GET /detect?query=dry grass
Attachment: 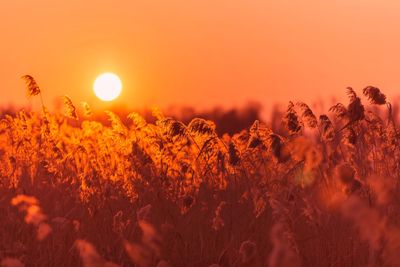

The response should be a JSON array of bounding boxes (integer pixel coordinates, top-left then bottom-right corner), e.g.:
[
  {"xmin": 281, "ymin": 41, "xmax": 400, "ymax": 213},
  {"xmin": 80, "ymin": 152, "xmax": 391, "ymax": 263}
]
[{"xmin": 0, "ymin": 78, "xmax": 400, "ymax": 266}]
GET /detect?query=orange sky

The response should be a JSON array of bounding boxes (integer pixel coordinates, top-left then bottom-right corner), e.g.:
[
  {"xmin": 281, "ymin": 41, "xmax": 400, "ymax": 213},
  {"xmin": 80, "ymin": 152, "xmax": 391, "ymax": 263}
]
[{"xmin": 1, "ymin": 0, "xmax": 400, "ymax": 111}]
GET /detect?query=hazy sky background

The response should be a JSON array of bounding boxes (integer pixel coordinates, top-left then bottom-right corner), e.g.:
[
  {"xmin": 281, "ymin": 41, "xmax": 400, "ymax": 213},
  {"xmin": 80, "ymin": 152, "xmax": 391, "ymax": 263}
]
[{"xmin": 1, "ymin": 0, "xmax": 400, "ymax": 112}]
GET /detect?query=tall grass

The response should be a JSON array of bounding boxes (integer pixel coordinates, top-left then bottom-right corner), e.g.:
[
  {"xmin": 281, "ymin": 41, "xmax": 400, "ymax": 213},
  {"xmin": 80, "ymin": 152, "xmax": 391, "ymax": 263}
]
[{"xmin": 0, "ymin": 76, "xmax": 399, "ymax": 266}]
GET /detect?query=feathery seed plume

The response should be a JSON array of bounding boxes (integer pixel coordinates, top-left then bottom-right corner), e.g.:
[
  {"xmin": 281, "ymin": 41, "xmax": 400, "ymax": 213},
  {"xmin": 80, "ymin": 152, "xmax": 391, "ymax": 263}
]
[
  {"xmin": 363, "ymin": 86, "xmax": 386, "ymax": 105},
  {"xmin": 63, "ymin": 96, "xmax": 78, "ymax": 120},
  {"xmin": 21, "ymin": 75, "xmax": 41, "ymax": 97}
]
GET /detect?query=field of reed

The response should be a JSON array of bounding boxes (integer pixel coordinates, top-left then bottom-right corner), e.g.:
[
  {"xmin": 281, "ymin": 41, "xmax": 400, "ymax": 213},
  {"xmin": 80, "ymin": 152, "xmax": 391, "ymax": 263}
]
[{"xmin": 1, "ymin": 76, "xmax": 400, "ymax": 267}]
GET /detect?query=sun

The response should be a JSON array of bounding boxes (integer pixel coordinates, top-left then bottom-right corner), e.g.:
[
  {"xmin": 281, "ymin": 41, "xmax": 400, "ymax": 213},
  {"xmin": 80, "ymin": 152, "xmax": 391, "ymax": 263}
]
[{"xmin": 93, "ymin": 73, "xmax": 122, "ymax": 102}]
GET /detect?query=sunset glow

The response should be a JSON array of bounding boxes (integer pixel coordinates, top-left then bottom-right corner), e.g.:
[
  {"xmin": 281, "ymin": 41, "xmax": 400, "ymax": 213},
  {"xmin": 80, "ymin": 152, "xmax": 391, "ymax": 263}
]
[
  {"xmin": 93, "ymin": 73, "xmax": 122, "ymax": 102},
  {"xmin": 2, "ymin": 2, "xmax": 400, "ymax": 266}
]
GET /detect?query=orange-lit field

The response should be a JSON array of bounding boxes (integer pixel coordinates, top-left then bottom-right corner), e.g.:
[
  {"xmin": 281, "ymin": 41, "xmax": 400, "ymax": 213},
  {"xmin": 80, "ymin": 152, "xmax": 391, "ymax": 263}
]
[{"xmin": 1, "ymin": 77, "xmax": 400, "ymax": 266}]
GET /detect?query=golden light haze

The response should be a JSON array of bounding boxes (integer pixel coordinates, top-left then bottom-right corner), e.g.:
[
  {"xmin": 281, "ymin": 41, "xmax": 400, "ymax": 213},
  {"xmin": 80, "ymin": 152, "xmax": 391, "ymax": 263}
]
[{"xmin": 1, "ymin": 0, "xmax": 400, "ymax": 110}]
